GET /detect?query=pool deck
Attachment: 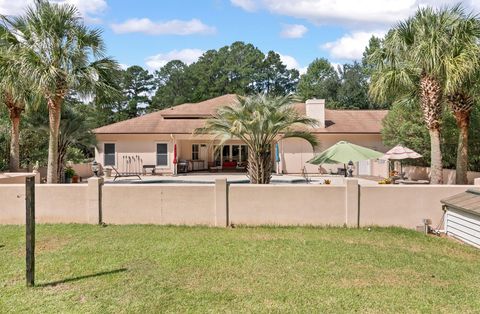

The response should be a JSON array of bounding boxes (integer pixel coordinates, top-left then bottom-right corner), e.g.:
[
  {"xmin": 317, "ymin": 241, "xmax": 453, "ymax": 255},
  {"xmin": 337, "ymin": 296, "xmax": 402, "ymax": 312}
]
[{"xmin": 105, "ymin": 173, "xmax": 380, "ymax": 185}]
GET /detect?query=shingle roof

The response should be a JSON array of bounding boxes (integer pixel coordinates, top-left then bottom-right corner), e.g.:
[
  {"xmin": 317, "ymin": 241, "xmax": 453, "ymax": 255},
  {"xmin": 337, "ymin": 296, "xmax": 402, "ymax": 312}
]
[
  {"xmin": 159, "ymin": 94, "xmax": 239, "ymax": 117},
  {"xmin": 93, "ymin": 94, "xmax": 388, "ymax": 134},
  {"xmin": 441, "ymin": 189, "xmax": 480, "ymax": 217}
]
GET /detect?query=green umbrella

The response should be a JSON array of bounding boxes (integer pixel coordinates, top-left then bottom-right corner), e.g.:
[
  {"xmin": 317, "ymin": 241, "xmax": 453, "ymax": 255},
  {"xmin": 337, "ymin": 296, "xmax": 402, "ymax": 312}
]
[{"xmin": 308, "ymin": 141, "xmax": 384, "ymax": 165}]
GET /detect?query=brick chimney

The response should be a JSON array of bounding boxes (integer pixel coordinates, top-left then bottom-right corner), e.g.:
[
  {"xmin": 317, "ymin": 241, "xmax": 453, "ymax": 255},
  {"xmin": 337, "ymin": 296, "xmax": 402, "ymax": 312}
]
[{"xmin": 306, "ymin": 99, "xmax": 325, "ymax": 128}]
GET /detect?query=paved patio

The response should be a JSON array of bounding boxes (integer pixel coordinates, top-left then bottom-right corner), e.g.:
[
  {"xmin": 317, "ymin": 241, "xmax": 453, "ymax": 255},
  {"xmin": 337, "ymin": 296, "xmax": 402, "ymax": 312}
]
[{"xmin": 105, "ymin": 173, "xmax": 379, "ymax": 185}]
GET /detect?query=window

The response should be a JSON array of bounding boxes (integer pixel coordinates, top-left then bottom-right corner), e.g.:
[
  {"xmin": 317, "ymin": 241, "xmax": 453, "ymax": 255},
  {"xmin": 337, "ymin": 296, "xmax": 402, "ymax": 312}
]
[
  {"xmin": 222, "ymin": 145, "xmax": 230, "ymax": 161},
  {"xmin": 104, "ymin": 143, "xmax": 115, "ymax": 166},
  {"xmin": 192, "ymin": 144, "xmax": 199, "ymax": 160},
  {"xmin": 240, "ymin": 145, "xmax": 248, "ymax": 162},
  {"xmin": 156, "ymin": 143, "xmax": 168, "ymax": 166},
  {"xmin": 213, "ymin": 145, "xmax": 221, "ymax": 166},
  {"xmin": 232, "ymin": 145, "xmax": 240, "ymax": 161}
]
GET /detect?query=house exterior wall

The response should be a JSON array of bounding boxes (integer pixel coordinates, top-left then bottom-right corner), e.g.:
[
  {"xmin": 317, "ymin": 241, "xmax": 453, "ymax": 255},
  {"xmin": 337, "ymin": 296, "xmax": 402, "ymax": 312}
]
[
  {"xmin": 95, "ymin": 134, "xmax": 175, "ymax": 174},
  {"xmin": 95, "ymin": 133, "xmax": 388, "ymax": 176}
]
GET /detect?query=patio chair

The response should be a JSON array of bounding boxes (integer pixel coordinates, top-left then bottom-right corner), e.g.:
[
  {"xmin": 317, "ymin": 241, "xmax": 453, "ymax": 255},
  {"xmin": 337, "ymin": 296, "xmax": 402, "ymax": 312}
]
[
  {"xmin": 302, "ymin": 166, "xmax": 312, "ymax": 184},
  {"xmin": 111, "ymin": 166, "xmax": 142, "ymax": 181}
]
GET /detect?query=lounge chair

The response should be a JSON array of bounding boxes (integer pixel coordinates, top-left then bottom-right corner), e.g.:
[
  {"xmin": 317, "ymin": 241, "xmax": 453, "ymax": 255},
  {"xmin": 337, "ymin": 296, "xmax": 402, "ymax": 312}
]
[{"xmin": 111, "ymin": 166, "xmax": 142, "ymax": 181}]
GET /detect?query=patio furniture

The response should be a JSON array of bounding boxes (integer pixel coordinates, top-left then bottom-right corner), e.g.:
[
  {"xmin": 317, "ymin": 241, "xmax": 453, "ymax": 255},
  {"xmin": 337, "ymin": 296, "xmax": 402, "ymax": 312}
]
[
  {"xmin": 222, "ymin": 161, "xmax": 237, "ymax": 170},
  {"xmin": 189, "ymin": 160, "xmax": 206, "ymax": 171},
  {"xmin": 396, "ymin": 179, "xmax": 429, "ymax": 184},
  {"xmin": 208, "ymin": 162, "xmax": 222, "ymax": 172},
  {"xmin": 178, "ymin": 160, "xmax": 189, "ymax": 173},
  {"xmin": 142, "ymin": 165, "xmax": 156, "ymax": 175},
  {"xmin": 111, "ymin": 166, "xmax": 142, "ymax": 181},
  {"xmin": 236, "ymin": 161, "xmax": 247, "ymax": 170}
]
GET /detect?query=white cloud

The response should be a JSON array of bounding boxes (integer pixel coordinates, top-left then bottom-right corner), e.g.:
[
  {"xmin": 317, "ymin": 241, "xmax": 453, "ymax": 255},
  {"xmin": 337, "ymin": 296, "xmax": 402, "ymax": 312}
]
[
  {"xmin": 322, "ymin": 31, "xmax": 385, "ymax": 60},
  {"xmin": 280, "ymin": 24, "xmax": 308, "ymax": 38},
  {"xmin": 111, "ymin": 18, "xmax": 216, "ymax": 35},
  {"xmin": 232, "ymin": 0, "xmax": 480, "ymax": 27},
  {"xmin": 230, "ymin": 0, "xmax": 257, "ymax": 12},
  {"xmin": 145, "ymin": 49, "xmax": 204, "ymax": 71},
  {"xmin": 0, "ymin": 0, "xmax": 106, "ymax": 22},
  {"xmin": 263, "ymin": 0, "xmax": 413, "ymax": 27},
  {"xmin": 278, "ymin": 53, "xmax": 307, "ymax": 74}
]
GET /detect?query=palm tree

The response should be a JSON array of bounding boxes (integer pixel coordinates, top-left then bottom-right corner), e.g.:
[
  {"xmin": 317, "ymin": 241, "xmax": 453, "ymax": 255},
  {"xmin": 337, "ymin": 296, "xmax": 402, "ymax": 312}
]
[
  {"xmin": 25, "ymin": 102, "xmax": 95, "ymax": 182},
  {"xmin": 0, "ymin": 90, "xmax": 24, "ymax": 172},
  {"xmin": 1, "ymin": 0, "xmax": 119, "ymax": 182},
  {"xmin": 369, "ymin": 5, "xmax": 478, "ymax": 184},
  {"xmin": 196, "ymin": 94, "xmax": 318, "ymax": 184},
  {"xmin": 445, "ymin": 13, "xmax": 480, "ymax": 184},
  {"xmin": 447, "ymin": 75, "xmax": 480, "ymax": 184},
  {"xmin": 0, "ymin": 30, "xmax": 35, "ymax": 172}
]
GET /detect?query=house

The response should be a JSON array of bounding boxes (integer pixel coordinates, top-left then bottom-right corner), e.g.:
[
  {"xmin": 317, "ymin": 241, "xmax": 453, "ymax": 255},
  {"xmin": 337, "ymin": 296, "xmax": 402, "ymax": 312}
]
[{"xmin": 93, "ymin": 94, "xmax": 389, "ymax": 176}]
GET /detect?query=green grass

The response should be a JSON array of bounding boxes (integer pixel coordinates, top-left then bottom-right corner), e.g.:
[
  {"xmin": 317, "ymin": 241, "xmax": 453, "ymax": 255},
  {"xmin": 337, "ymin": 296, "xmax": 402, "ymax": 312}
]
[{"xmin": 1, "ymin": 225, "xmax": 480, "ymax": 313}]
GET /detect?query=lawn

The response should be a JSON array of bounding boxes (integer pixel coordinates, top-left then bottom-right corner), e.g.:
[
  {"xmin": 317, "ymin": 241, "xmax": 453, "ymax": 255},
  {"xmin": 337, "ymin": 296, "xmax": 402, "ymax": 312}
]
[{"xmin": 1, "ymin": 225, "xmax": 479, "ymax": 313}]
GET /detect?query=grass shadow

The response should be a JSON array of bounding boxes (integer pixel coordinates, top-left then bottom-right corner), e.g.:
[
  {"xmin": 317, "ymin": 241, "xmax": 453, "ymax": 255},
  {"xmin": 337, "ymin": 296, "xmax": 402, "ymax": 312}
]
[
  {"xmin": 0, "ymin": 244, "xmax": 4, "ymax": 249},
  {"xmin": 37, "ymin": 268, "xmax": 127, "ymax": 287}
]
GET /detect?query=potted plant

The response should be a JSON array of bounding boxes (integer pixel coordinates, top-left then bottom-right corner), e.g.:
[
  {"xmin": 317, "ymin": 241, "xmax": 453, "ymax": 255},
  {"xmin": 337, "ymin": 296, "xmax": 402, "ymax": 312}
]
[{"xmin": 64, "ymin": 167, "xmax": 75, "ymax": 183}]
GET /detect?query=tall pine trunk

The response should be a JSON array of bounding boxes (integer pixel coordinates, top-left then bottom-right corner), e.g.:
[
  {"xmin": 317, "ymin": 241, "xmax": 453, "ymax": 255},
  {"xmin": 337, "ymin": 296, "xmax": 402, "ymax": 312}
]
[
  {"xmin": 420, "ymin": 74, "xmax": 443, "ymax": 184},
  {"xmin": 47, "ymin": 98, "xmax": 62, "ymax": 183},
  {"xmin": 454, "ymin": 110, "xmax": 470, "ymax": 185},
  {"xmin": 7, "ymin": 105, "xmax": 22, "ymax": 172}
]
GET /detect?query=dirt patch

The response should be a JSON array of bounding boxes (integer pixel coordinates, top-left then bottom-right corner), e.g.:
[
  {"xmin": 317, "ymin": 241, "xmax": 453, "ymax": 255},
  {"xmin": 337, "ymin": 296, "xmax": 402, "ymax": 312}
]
[
  {"xmin": 14, "ymin": 236, "xmax": 71, "ymax": 258},
  {"xmin": 37, "ymin": 236, "xmax": 71, "ymax": 253}
]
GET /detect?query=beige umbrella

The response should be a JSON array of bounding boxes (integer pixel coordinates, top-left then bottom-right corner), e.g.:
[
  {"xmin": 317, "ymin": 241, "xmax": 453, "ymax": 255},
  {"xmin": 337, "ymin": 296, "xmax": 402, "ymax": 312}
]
[
  {"xmin": 381, "ymin": 145, "xmax": 422, "ymax": 160},
  {"xmin": 381, "ymin": 145, "xmax": 422, "ymax": 175}
]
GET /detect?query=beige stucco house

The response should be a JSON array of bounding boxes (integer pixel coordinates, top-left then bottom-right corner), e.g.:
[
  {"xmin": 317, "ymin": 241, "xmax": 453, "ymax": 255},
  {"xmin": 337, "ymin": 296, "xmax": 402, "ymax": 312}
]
[{"xmin": 93, "ymin": 94, "xmax": 389, "ymax": 177}]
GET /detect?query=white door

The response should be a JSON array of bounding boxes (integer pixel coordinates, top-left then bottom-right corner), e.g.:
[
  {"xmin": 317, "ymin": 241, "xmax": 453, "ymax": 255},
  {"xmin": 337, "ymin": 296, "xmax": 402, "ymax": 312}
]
[
  {"xmin": 199, "ymin": 144, "xmax": 208, "ymax": 169},
  {"xmin": 358, "ymin": 160, "xmax": 371, "ymax": 176}
]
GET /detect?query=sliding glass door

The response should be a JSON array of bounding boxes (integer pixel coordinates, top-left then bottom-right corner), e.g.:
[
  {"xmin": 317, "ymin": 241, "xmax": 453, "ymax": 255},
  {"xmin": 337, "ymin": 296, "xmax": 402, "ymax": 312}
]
[{"xmin": 215, "ymin": 144, "xmax": 248, "ymax": 163}]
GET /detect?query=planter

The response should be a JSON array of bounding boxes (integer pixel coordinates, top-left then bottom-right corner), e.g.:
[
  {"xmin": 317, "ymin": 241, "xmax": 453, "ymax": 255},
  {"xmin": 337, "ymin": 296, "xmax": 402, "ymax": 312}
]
[
  {"xmin": 72, "ymin": 175, "xmax": 79, "ymax": 183},
  {"xmin": 105, "ymin": 168, "xmax": 112, "ymax": 178},
  {"xmin": 65, "ymin": 176, "xmax": 72, "ymax": 183}
]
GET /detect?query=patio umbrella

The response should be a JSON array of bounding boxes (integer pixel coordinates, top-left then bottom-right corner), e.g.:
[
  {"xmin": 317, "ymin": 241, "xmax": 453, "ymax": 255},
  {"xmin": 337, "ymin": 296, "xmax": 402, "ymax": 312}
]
[
  {"xmin": 380, "ymin": 144, "xmax": 422, "ymax": 175},
  {"xmin": 275, "ymin": 143, "xmax": 280, "ymax": 163},
  {"xmin": 308, "ymin": 141, "xmax": 384, "ymax": 165},
  {"xmin": 380, "ymin": 144, "xmax": 422, "ymax": 160},
  {"xmin": 275, "ymin": 143, "xmax": 281, "ymax": 174},
  {"xmin": 173, "ymin": 144, "xmax": 177, "ymax": 164},
  {"xmin": 173, "ymin": 144, "xmax": 177, "ymax": 176}
]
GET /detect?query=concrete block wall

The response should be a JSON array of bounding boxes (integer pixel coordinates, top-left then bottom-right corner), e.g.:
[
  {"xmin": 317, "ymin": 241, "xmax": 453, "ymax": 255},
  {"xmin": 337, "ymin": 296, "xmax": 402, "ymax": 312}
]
[
  {"xmin": 228, "ymin": 184, "xmax": 346, "ymax": 226},
  {"xmin": 0, "ymin": 177, "xmax": 477, "ymax": 228}
]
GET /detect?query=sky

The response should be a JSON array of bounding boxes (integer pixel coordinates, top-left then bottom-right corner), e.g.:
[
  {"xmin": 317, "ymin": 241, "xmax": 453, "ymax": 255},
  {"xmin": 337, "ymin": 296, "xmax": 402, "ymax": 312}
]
[{"xmin": 1, "ymin": 0, "xmax": 480, "ymax": 74}]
